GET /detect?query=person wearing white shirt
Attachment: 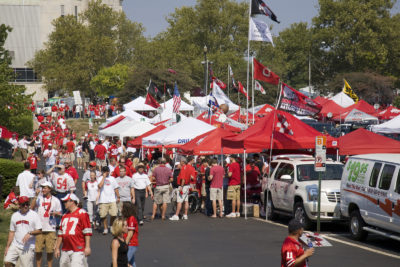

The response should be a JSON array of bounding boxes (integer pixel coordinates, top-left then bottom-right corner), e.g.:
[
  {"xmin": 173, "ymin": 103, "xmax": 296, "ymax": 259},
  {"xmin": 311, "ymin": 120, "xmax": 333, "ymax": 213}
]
[
  {"xmin": 86, "ymin": 171, "xmax": 100, "ymax": 227},
  {"xmin": 17, "ymin": 136, "xmax": 29, "ymax": 160},
  {"xmin": 132, "ymin": 164, "xmax": 153, "ymax": 225},
  {"xmin": 43, "ymin": 144, "xmax": 58, "ymax": 171},
  {"xmin": 31, "ymin": 181, "xmax": 62, "ymax": 267},
  {"xmin": 82, "ymin": 162, "xmax": 101, "ymax": 197},
  {"xmin": 16, "ymin": 162, "xmax": 36, "ymax": 198},
  {"xmin": 4, "ymin": 196, "xmax": 42, "ymax": 267},
  {"xmin": 98, "ymin": 166, "xmax": 120, "ymax": 235},
  {"xmin": 9, "ymin": 134, "xmax": 18, "ymax": 158}
]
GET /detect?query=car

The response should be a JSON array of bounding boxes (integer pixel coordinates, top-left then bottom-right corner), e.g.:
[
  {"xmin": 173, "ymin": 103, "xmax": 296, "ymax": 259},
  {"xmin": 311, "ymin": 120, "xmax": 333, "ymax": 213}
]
[
  {"xmin": 340, "ymin": 154, "xmax": 400, "ymax": 241},
  {"xmin": 0, "ymin": 138, "xmax": 13, "ymax": 159},
  {"xmin": 260, "ymin": 156, "xmax": 344, "ymax": 229}
]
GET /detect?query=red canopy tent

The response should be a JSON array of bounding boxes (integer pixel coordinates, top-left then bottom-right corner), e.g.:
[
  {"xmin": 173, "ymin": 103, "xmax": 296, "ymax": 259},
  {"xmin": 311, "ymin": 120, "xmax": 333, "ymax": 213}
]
[
  {"xmin": 314, "ymin": 96, "xmax": 330, "ymax": 105},
  {"xmin": 103, "ymin": 115, "xmax": 126, "ymax": 129},
  {"xmin": 222, "ymin": 110, "xmax": 337, "ymax": 152},
  {"xmin": 196, "ymin": 112, "xmax": 242, "ymax": 132},
  {"xmin": 228, "ymin": 110, "xmax": 254, "ymax": 123},
  {"xmin": 127, "ymin": 125, "xmax": 166, "ymax": 148},
  {"xmin": 344, "ymin": 100, "xmax": 376, "ymax": 115},
  {"xmin": 375, "ymin": 106, "xmax": 400, "ymax": 120},
  {"xmin": 318, "ymin": 99, "xmax": 347, "ymax": 119},
  {"xmin": 178, "ymin": 128, "xmax": 243, "ymax": 155},
  {"xmin": 338, "ymin": 128, "xmax": 400, "ymax": 155},
  {"xmin": 255, "ymin": 103, "xmax": 275, "ymax": 116}
]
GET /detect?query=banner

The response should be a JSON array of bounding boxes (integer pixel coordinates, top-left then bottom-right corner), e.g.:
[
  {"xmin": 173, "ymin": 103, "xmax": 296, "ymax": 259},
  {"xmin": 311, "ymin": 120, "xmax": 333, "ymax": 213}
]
[
  {"xmin": 73, "ymin": 91, "xmax": 82, "ymax": 105},
  {"xmin": 249, "ymin": 17, "xmax": 274, "ymax": 45},
  {"xmin": 278, "ymin": 83, "xmax": 321, "ymax": 116}
]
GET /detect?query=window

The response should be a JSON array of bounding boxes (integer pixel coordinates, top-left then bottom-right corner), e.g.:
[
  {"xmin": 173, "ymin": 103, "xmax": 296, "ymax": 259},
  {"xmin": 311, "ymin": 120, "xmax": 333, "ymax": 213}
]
[
  {"xmin": 12, "ymin": 68, "xmax": 41, "ymax": 82},
  {"xmin": 395, "ymin": 169, "xmax": 400, "ymax": 193},
  {"xmin": 297, "ymin": 164, "xmax": 343, "ymax": 181},
  {"xmin": 369, "ymin": 163, "xmax": 382, "ymax": 187},
  {"xmin": 269, "ymin": 162, "xmax": 279, "ymax": 176},
  {"xmin": 61, "ymin": 5, "xmax": 65, "ymax": 17},
  {"xmin": 275, "ymin": 163, "xmax": 294, "ymax": 180},
  {"xmin": 378, "ymin": 164, "xmax": 395, "ymax": 190}
]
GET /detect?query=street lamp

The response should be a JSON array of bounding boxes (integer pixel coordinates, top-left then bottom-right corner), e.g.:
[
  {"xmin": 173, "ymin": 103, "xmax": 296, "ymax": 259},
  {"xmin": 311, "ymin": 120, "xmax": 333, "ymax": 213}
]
[{"xmin": 202, "ymin": 45, "xmax": 208, "ymax": 95}]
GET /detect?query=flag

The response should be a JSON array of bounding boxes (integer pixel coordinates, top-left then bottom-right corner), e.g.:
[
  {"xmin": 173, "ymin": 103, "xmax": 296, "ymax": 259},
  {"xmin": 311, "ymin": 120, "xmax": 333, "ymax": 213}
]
[
  {"xmin": 207, "ymin": 92, "xmax": 219, "ymax": 118},
  {"xmin": 237, "ymin": 81, "xmax": 250, "ymax": 100},
  {"xmin": 342, "ymin": 79, "xmax": 359, "ymax": 103},
  {"xmin": 148, "ymin": 80, "xmax": 163, "ymax": 99},
  {"xmin": 278, "ymin": 83, "xmax": 321, "ymax": 116},
  {"xmin": 276, "ymin": 113, "xmax": 293, "ymax": 135},
  {"xmin": 251, "ymin": 0, "xmax": 280, "ymax": 23},
  {"xmin": 229, "ymin": 65, "xmax": 237, "ymax": 88},
  {"xmin": 213, "ymin": 78, "xmax": 227, "ymax": 89},
  {"xmin": 255, "ymin": 80, "xmax": 266, "ymax": 94},
  {"xmin": 167, "ymin": 68, "xmax": 177, "ymax": 74},
  {"xmin": 173, "ymin": 82, "xmax": 181, "ymax": 113},
  {"xmin": 249, "ymin": 17, "xmax": 274, "ymax": 45},
  {"xmin": 253, "ymin": 58, "xmax": 280, "ymax": 85},
  {"xmin": 145, "ymin": 93, "xmax": 160, "ymax": 109}
]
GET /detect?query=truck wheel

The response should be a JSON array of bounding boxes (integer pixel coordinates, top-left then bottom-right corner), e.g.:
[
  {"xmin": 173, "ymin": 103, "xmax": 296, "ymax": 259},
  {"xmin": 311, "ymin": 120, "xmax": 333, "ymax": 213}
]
[
  {"xmin": 349, "ymin": 210, "xmax": 368, "ymax": 241},
  {"xmin": 294, "ymin": 202, "xmax": 312, "ymax": 230},
  {"xmin": 265, "ymin": 193, "xmax": 278, "ymax": 220}
]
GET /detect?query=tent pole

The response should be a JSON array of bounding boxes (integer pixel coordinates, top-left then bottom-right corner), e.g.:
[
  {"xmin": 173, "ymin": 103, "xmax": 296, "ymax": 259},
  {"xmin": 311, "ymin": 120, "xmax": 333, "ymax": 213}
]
[
  {"xmin": 244, "ymin": 149, "xmax": 247, "ymax": 220},
  {"xmin": 245, "ymin": 0, "xmax": 251, "ymax": 129},
  {"xmin": 336, "ymin": 148, "xmax": 339, "ymax": 162},
  {"xmin": 227, "ymin": 64, "xmax": 230, "ymax": 99},
  {"xmin": 252, "ymin": 56, "xmax": 255, "ymax": 123}
]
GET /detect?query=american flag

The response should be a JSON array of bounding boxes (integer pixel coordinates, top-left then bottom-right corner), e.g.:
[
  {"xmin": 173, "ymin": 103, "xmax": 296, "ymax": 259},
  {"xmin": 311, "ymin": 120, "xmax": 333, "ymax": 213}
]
[{"xmin": 173, "ymin": 82, "xmax": 181, "ymax": 113}]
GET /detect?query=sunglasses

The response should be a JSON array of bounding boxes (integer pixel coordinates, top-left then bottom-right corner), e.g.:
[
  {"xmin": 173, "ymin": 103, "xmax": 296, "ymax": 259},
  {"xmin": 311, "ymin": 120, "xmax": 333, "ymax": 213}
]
[{"xmin": 20, "ymin": 203, "xmax": 30, "ymax": 207}]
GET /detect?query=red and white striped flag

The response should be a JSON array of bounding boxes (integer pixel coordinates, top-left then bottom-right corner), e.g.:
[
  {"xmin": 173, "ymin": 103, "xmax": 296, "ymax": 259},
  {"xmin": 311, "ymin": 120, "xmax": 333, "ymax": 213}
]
[{"xmin": 173, "ymin": 82, "xmax": 181, "ymax": 113}]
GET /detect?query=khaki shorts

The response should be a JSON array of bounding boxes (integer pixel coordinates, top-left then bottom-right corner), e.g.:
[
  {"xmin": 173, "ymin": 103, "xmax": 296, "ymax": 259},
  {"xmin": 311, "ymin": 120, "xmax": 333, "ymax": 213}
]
[
  {"xmin": 99, "ymin": 202, "xmax": 118, "ymax": 218},
  {"xmin": 154, "ymin": 185, "xmax": 170, "ymax": 205},
  {"xmin": 210, "ymin": 188, "xmax": 223, "ymax": 201},
  {"xmin": 83, "ymin": 152, "xmax": 89, "ymax": 163},
  {"xmin": 68, "ymin": 153, "xmax": 75, "ymax": 162},
  {"xmin": 35, "ymin": 231, "xmax": 57, "ymax": 253},
  {"xmin": 96, "ymin": 159, "xmax": 106, "ymax": 168},
  {"xmin": 226, "ymin": 185, "xmax": 241, "ymax": 201},
  {"xmin": 176, "ymin": 185, "xmax": 190, "ymax": 203},
  {"xmin": 4, "ymin": 243, "xmax": 35, "ymax": 266},
  {"xmin": 60, "ymin": 250, "xmax": 87, "ymax": 267}
]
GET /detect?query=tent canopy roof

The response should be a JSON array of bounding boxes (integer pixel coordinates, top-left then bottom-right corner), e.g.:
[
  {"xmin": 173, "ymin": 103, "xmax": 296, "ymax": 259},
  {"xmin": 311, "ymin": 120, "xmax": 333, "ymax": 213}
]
[
  {"xmin": 329, "ymin": 92, "xmax": 354, "ymax": 108},
  {"xmin": 371, "ymin": 115, "xmax": 400, "ymax": 134},
  {"xmin": 123, "ymin": 96, "xmax": 157, "ymax": 111}
]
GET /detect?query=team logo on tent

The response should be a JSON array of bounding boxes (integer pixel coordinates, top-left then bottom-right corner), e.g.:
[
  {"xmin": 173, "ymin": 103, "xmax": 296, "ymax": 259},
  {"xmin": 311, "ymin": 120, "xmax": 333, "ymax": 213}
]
[{"xmin": 276, "ymin": 114, "xmax": 293, "ymax": 135}]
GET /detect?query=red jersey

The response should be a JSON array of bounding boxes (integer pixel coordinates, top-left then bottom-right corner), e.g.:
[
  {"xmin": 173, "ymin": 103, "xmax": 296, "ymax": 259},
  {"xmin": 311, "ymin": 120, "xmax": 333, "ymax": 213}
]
[
  {"xmin": 4, "ymin": 192, "xmax": 17, "ymax": 209},
  {"xmin": 51, "ymin": 106, "xmax": 58, "ymax": 112},
  {"xmin": 59, "ymin": 208, "xmax": 92, "ymax": 252},
  {"xmin": 177, "ymin": 164, "xmax": 193, "ymax": 186},
  {"xmin": 108, "ymin": 144, "xmax": 118, "ymax": 159},
  {"xmin": 37, "ymin": 115, "xmax": 44, "ymax": 123},
  {"xmin": 228, "ymin": 162, "xmax": 241, "ymax": 186},
  {"xmin": 66, "ymin": 166, "xmax": 79, "ymax": 181},
  {"xmin": 124, "ymin": 216, "xmax": 139, "ymax": 247},
  {"xmin": 94, "ymin": 144, "xmax": 107, "ymax": 160},
  {"xmin": 281, "ymin": 237, "xmax": 307, "ymax": 267},
  {"xmin": 66, "ymin": 141, "xmax": 75, "ymax": 153},
  {"xmin": 112, "ymin": 165, "xmax": 132, "ymax": 178},
  {"xmin": 27, "ymin": 156, "xmax": 38, "ymax": 169},
  {"xmin": 246, "ymin": 164, "xmax": 260, "ymax": 185}
]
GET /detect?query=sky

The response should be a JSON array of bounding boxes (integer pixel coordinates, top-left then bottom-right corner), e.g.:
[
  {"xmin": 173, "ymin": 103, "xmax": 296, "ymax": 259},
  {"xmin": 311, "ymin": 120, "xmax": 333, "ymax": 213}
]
[{"xmin": 122, "ymin": 0, "xmax": 321, "ymax": 38}]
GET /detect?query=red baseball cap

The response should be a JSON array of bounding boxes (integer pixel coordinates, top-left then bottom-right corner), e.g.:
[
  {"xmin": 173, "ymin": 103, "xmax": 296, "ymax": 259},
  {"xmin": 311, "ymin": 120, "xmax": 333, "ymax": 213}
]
[
  {"xmin": 89, "ymin": 161, "xmax": 96, "ymax": 167},
  {"xmin": 18, "ymin": 196, "xmax": 30, "ymax": 204}
]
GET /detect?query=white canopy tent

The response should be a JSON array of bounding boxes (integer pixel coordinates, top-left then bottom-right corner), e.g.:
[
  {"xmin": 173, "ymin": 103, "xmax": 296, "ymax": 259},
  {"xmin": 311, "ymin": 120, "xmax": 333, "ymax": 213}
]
[
  {"xmin": 160, "ymin": 98, "xmax": 194, "ymax": 111},
  {"xmin": 344, "ymin": 109, "xmax": 378, "ymax": 123},
  {"xmin": 148, "ymin": 109, "xmax": 188, "ymax": 124},
  {"xmin": 329, "ymin": 92, "xmax": 354, "ymax": 108},
  {"xmin": 106, "ymin": 109, "xmax": 150, "ymax": 123},
  {"xmin": 371, "ymin": 115, "xmax": 400, "ymax": 134},
  {"xmin": 99, "ymin": 120, "xmax": 155, "ymax": 139},
  {"xmin": 123, "ymin": 96, "xmax": 157, "ymax": 111},
  {"xmin": 142, "ymin": 117, "xmax": 215, "ymax": 147}
]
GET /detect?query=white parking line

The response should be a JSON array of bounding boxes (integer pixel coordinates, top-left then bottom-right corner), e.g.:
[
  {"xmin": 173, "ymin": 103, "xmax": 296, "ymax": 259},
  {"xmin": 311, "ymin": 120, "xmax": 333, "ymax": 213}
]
[{"xmin": 252, "ymin": 218, "xmax": 400, "ymax": 260}]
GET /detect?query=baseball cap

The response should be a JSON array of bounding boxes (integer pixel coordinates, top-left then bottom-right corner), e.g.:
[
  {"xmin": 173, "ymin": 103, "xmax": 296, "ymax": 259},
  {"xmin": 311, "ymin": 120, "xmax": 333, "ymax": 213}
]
[
  {"xmin": 48, "ymin": 143, "xmax": 52, "ymax": 147},
  {"xmin": 18, "ymin": 196, "xmax": 30, "ymax": 204},
  {"xmin": 89, "ymin": 161, "xmax": 96, "ymax": 167},
  {"xmin": 61, "ymin": 193, "xmax": 79, "ymax": 203},
  {"xmin": 40, "ymin": 181, "xmax": 53, "ymax": 188}
]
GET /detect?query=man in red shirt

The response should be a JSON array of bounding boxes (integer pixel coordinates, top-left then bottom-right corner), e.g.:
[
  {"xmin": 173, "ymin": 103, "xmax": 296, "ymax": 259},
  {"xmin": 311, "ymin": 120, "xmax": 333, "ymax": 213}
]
[
  {"xmin": 226, "ymin": 155, "xmax": 242, "ymax": 218},
  {"xmin": 65, "ymin": 160, "xmax": 79, "ymax": 184},
  {"xmin": 94, "ymin": 140, "xmax": 107, "ymax": 169},
  {"xmin": 208, "ymin": 159, "xmax": 225, "ymax": 218},
  {"xmin": 108, "ymin": 141, "xmax": 118, "ymax": 161},
  {"xmin": 27, "ymin": 152, "xmax": 39, "ymax": 174},
  {"xmin": 66, "ymin": 138, "xmax": 75, "ymax": 162},
  {"xmin": 186, "ymin": 157, "xmax": 197, "ymax": 191},
  {"xmin": 55, "ymin": 193, "xmax": 92, "ymax": 266},
  {"xmin": 281, "ymin": 220, "xmax": 314, "ymax": 267},
  {"xmin": 169, "ymin": 157, "xmax": 191, "ymax": 221}
]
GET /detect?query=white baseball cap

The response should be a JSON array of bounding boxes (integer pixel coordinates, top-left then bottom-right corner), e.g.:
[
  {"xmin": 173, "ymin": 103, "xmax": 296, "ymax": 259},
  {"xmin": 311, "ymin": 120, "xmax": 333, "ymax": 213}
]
[
  {"xmin": 40, "ymin": 181, "xmax": 53, "ymax": 188},
  {"xmin": 61, "ymin": 193, "xmax": 79, "ymax": 203}
]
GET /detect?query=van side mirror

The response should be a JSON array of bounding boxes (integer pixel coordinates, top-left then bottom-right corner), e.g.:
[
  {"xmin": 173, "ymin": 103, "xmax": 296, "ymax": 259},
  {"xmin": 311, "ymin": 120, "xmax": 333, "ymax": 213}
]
[{"xmin": 280, "ymin": 174, "xmax": 292, "ymax": 181}]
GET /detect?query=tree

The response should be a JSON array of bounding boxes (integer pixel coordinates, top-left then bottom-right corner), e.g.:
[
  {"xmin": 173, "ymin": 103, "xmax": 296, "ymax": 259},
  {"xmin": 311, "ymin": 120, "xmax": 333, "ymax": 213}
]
[
  {"xmin": 90, "ymin": 64, "xmax": 130, "ymax": 97},
  {"xmin": 29, "ymin": 0, "xmax": 146, "ymax": 96},
  {"xmin": 393, "ymin": 95, "xmax": 400, "ymax": 108}
]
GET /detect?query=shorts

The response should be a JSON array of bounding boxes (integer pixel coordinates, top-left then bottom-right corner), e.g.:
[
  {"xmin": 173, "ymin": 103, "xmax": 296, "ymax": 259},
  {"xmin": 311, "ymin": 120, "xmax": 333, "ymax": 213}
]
[
  {"xmin": 99, "ymin": 202, "xmax": 118, "ymax": 218},
  {"xmin": 68, "ymin": 153, "xmax": 75, "ymax": 162},
  {"xmin": 96, "ymin": 159, "xmax": 106, "ymax": 168},
  {"xmin": 60, "ymin": 250, "xmax": 87, "ymax": 267},
  {"xmin": 210, "ymin": 188, "xmax": 223, "ymax": 201},
  {"xmin": 35, "ymin": 231, "xmax": 57, "ymax": 253},
  {"xmin": 51, "ymin": 111, "xmax": 57, "ymax": 117},
  {"xmin": 4, "ymin": 244, "xmax": 35, "ymax": 267},
  {"xmin": 82, "ymin": 152, "xmax": 89, "ymax": 163},
  {"xmin": 226, "ymin": 185, "xmax": 241, "ymax": 201},
  {"xmin": 154, "ymin": 185, "xmax": 170, "ymax": 205},
  {"xmin": 176, "ymin": 185, "xmax": 190, "ymax": 203},
  {"xmin": 201, "ymin": 183, "xmax": 206, "ymax": 197}
]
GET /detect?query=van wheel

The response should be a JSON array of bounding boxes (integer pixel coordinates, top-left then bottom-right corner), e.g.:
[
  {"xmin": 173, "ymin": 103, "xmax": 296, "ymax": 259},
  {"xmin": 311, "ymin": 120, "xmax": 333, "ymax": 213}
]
[
  {"xmin": 265, "ymin": 193, "xmax": 277, "ymax": 220},
  {"xmin": 349, "ymin": 210, "xmax": 368, "ymax": 241},
  {"xmin": 294, "ymin": 202, "xmax": 312, "ymax": 230}
]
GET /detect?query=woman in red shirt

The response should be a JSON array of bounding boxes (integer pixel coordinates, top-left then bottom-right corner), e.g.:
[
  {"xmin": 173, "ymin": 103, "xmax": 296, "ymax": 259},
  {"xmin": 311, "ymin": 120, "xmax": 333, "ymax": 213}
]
[{"xmin": 122, "ymin": 202, "xmax": 139, "ymax": 267}]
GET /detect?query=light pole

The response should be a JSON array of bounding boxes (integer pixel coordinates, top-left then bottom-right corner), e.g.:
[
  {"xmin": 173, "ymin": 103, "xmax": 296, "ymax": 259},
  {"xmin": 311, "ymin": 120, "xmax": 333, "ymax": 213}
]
[{"xmin": 202, "ymin": 45, "xmax": 208, "ymax": 96}]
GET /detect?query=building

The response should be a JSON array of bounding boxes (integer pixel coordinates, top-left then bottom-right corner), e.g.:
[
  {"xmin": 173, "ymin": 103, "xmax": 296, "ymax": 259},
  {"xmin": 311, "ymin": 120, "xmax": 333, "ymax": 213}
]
[{"xmin": 0, "ymin": 0, "xmax": 123, "ymax": 101}]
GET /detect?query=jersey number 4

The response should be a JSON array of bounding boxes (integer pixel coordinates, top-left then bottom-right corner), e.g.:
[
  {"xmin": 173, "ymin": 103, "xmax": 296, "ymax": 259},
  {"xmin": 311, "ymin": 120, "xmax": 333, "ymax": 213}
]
[{"xmin": 61, "ymin": 217, "xmax": 79, "ymax": 235}]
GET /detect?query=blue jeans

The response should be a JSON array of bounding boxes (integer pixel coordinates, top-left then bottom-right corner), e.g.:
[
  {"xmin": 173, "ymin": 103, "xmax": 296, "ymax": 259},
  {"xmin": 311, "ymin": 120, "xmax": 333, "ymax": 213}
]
[{"xmin": 127, "ymin": 246, "xmax": 138, "ymax": 267}]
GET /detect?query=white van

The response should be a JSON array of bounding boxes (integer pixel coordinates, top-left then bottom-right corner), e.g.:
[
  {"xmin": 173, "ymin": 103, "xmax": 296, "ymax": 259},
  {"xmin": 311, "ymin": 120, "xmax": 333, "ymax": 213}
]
[{"xmin": 340, "ymin": 154, "xmax": 400, "ymax": 241}]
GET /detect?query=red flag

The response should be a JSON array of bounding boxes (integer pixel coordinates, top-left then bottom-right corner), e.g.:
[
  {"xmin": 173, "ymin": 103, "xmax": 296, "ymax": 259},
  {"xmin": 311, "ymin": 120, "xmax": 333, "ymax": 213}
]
[
  {"xmin": 253, "ymin": 58, "xmax": 280, "ymax": 85},
  {"xmin": 237, "ymin": 81, "xmax": 249, "ymax": 100},
  {"xmin": 212, "ymin": 77, "xmax": 227, "ymax": 89},
  {"xmin": 145, "ymin": 93, "xmax": 160, "ymax": 108}
]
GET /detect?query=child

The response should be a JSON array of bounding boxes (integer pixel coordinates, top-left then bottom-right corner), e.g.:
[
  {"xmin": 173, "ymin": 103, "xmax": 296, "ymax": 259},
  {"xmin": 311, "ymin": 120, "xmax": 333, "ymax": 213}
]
[
  {"xmin": 86, "ymin": 171, "xmax": 100, "ymax": 228},
  {"xmin": 76, "ymin": 141, "xmax": 83, "ymax": 169},
  {"xmin": 27, "ymin": 152, "xmax": 39, "ymax": 174},
  {"xmin": 4, "ymin": 186, "xmax": 19, "ymax": 211}
]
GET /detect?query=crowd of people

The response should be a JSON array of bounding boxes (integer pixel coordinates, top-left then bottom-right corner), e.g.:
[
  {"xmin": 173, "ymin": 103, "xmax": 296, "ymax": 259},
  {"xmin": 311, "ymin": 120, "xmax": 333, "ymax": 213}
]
[{"xmin": 3, "ymin": 113, "xmax": 271, "ymax": 267}]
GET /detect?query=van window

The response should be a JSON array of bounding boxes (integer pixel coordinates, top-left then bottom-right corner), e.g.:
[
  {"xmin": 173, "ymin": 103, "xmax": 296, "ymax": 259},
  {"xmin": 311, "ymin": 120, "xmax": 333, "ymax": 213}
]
[
  {"xmin": 269, "ymin": 162, "xmax": 279, "ymax": 176},
  {"xmin": 275, "ymin": 163, "xmax": 294, "ymax": 180},
  {"xmin": 378, "ymin": 165, "xmax": 395, "ymax": 190},
  {"xmin": 369, "ymin": 163, "xmax": 382, "ymax": 187}
]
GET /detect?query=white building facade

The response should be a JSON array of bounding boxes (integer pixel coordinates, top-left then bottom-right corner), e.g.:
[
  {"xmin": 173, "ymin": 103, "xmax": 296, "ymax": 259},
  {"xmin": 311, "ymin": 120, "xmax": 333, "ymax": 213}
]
[{"xmin": 0, "ymin": 0, "xmax": 123, "ymax": 101}]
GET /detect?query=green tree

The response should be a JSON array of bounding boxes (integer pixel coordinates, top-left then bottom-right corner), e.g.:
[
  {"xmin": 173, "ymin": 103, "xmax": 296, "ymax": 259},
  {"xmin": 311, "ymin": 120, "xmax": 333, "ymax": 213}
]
[
  {"xmin": 393, "ymin": 95, "xmax": 400, "ymax": 108},
  {"xmin": 90, "ymin": 64, "xmax": 130, "ymax": 97},
  {"xmin": 29, "ymin": 0, "xmax": 146, "ymax": 97}
]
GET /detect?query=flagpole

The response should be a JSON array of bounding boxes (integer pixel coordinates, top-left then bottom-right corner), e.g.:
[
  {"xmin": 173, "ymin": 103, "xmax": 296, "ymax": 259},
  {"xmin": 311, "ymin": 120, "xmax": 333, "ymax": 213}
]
[
  {"xmin": 252, "ymin": 56, "xmax": 255, "ymax": 123},
  {"xmin": 245, "ymin": 0, "xmax": 252, "ymax": 129},
  {"xmin": 227, "ymin": 65, "xmax": 230, "ymax": 99}
]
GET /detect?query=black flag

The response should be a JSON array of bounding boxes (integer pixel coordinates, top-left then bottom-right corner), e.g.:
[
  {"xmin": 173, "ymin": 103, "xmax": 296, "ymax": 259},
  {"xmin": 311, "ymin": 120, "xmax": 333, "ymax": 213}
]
[
  {"xmin": 251, "ymin": 0, "xmax": 280, "ymax": 24},
  {"xmin": 148, "ymin": 81, "xmax": 163, "ymax": 99}
]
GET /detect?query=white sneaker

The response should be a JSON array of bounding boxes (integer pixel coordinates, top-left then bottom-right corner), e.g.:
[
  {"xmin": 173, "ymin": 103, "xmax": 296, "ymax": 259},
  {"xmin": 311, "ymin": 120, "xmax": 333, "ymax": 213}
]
[
  {"xmin": 103, "ymin": 228, "xmax": 108, "ymax": 235},
  {"xmin": 182, "ymin": 215, "xmax": 188, "ymax": 220},
  {"xmin": 236, "ymin": 212, "xmax": 241, "ymax": 217},
  {"xmin": 169, "ymin": 215, "xmax": 179, "ymax": 221},
  {"xmin": 226, "ymin": 213, "xmax": 236, "ymax": 218}
]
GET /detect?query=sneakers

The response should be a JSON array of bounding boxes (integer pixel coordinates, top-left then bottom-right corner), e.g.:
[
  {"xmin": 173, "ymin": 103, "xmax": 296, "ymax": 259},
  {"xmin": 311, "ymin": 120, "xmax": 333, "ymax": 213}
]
[
  {"xmin": 236, "ymin": 212, "xmax": 241, "ymax": 217},
  {"xmin": 226, "ymin": 212, "xmax": 236, "ymax": 218},
  {"xmin": 139, "ymin": 220, "xmax": 144, "ymax": 226},
  {"xmin": 169, "ymin": 215, "xmax": 179, "ymax": 221},
  {"xmin": 182, "ymin": 215, "xmax": 188, "ymax": 220},
  {"xmin": 102, "ymin": 228, "xmax": 108, "ymax": 235}
]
